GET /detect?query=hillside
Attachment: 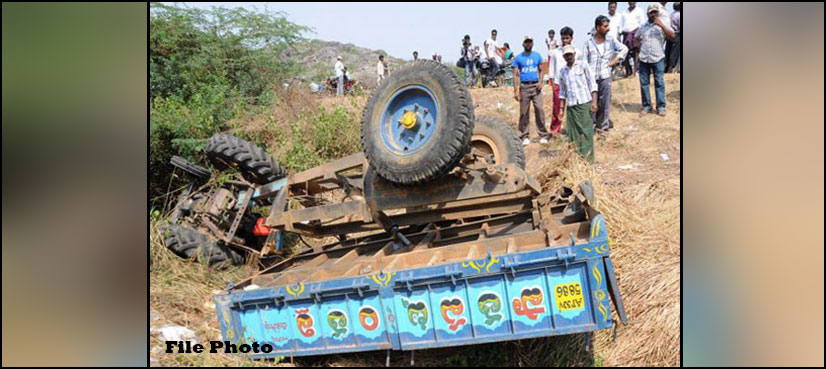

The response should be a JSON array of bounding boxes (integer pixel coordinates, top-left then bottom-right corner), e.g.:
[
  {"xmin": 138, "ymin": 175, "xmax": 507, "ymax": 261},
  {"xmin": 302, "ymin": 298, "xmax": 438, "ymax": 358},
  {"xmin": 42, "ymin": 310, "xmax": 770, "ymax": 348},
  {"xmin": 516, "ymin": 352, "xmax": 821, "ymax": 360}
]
[{"xmin": 286, "ymin": 39, "xmax": 408, "ymax": 88}]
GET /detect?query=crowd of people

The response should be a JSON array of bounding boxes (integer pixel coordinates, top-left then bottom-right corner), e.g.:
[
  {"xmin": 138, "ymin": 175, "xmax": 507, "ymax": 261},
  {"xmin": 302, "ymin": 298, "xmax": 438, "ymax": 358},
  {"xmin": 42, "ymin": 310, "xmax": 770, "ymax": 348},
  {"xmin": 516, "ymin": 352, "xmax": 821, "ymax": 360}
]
[
  {"xmin": 468, "ymin": 2, "xmax": 681, "ymax": 163},
  {"xmin": 335, "ymin": 2, "xmax": 682, "ymax": 164}
]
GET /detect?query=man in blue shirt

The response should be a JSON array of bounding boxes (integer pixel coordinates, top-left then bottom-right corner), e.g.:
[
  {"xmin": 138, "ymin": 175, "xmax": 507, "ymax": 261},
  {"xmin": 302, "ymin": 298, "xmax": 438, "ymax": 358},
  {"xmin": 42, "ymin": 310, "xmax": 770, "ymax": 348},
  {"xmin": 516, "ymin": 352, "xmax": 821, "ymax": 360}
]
[{"xmin": 513, "ymin": 35, "xmax": 549, "ymax": 146}]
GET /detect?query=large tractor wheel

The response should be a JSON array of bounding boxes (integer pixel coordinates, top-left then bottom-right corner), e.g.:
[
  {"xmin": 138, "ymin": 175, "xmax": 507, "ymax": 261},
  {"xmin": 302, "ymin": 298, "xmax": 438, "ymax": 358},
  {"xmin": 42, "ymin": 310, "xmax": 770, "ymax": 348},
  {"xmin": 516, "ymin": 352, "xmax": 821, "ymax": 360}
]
[
  {"xmin": 205, "ymin": 133, "xmax": 287, "ymax": 185},
  {"xmin": 361, "ymin": 60, "xmax": 474, "ymax": 185},
  {"xmin": 468, "ymin": 115, "xmax": 525, "ymax": 168},
  {"xmin": 163, "ymin": 224, "xmax": 244, "ymax": 269}
]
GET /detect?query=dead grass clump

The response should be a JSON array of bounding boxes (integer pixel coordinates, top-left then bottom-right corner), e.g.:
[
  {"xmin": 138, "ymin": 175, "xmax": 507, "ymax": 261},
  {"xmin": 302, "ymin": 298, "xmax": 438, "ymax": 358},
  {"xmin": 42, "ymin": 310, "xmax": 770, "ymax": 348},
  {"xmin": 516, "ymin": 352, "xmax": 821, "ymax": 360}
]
[
  {"xmin": 536, "ymin": 131, "xmax": 680, "ymax": 366},
  {"xmin": 149, "ymin": 219, "xmax": 275, "ymax": 367}
]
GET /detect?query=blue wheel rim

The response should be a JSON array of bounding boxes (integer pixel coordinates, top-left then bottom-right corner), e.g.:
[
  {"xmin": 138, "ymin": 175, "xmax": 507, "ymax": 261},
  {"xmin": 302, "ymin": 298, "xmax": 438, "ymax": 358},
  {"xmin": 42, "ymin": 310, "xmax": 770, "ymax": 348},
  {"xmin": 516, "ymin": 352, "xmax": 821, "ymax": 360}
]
[{"xmin": 379, "ymin": 85, "xmax": 440, "ymax": 156}]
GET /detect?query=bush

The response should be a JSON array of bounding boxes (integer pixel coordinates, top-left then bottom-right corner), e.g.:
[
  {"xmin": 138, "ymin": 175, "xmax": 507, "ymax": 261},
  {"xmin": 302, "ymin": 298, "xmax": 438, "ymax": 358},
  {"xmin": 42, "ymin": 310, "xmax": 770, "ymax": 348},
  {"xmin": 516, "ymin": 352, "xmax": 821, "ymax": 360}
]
[
  {"xmin": 149, "ymin": 3, "xmax": 310, "ymax": 205},
  {"xmin": 278, "ymin": 105, "xmax": 361, "ymax": 172}
]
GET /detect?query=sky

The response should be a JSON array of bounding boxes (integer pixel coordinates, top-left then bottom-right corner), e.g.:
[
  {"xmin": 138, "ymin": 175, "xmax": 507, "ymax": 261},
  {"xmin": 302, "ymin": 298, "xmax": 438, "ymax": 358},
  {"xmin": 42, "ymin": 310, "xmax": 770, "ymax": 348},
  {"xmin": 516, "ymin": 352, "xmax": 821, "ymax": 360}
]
[{"xmin": 181, "ymin": 2, "xmax": 665, "ymax": 61}]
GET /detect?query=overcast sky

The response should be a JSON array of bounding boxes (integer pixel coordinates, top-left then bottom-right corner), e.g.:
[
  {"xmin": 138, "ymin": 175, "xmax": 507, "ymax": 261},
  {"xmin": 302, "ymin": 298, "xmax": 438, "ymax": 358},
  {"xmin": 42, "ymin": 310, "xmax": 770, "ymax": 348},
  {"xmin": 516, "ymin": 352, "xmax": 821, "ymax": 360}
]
[{"xmin": 181, "ymin": 2, "xmax": 666, "ymax": 61}]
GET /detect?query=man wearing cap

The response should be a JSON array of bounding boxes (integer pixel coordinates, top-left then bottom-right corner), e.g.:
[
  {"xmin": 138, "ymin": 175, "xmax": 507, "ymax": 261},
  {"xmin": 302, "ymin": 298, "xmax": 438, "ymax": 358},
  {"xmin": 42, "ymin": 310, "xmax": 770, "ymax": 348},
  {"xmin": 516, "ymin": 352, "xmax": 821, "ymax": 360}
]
[
  {"xmin": 549, "ymin": 26, "xmax": 583, "ymax": 137},
  {"xmin": 585, "ymin": 15, "xmax": 628, "ymax": 133},
  {"xmin": 512, "ymin": 35, "xmax": 550, "ymax": 146},
  {"xmin": 558, "ymin": 45, "xmax": 598, "ymax": 163},
  {"xmin": 635, "ymin": 3, "xmax": 674, "ymax": 116},
  {"xmin": 334, "ymin": 56, "xmax": 345, "ymax": 97}
]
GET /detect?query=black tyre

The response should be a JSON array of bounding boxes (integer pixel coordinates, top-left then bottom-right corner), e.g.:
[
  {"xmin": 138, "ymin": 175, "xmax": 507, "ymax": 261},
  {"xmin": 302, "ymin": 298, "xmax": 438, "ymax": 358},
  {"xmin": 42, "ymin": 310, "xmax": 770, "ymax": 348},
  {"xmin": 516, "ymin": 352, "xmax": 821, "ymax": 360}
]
[
  {"xmin": 469, "ymin": 115, "xmax": 525, "ymax": 168},
  {"xmin": 361, "ymin": 60, "xmax": 474, "ymax": 185},
  {"xmin": 163, "ymin": 224, "xmax": 244, "ymax": 269},
  {"xmin": 170, "ymin": 155, "xmax": 211, "ymax": 180},
  {"xmin": 204, "ymin": 133, "xmax": 287, "ymax": 185}
]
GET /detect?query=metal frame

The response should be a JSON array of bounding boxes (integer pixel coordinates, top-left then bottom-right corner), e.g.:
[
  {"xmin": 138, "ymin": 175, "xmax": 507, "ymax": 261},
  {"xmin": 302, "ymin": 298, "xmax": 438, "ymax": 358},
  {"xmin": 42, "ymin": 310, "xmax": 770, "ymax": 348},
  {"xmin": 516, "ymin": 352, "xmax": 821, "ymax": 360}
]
[{"xmin": 212, "ymin": 152, "xmax": 627, "ymax": 358}]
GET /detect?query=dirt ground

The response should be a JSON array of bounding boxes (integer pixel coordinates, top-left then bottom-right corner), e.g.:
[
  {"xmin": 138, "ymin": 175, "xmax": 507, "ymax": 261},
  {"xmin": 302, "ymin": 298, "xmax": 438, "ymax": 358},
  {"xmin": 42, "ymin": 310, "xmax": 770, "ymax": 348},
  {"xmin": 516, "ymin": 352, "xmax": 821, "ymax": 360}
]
[{"xmin": 150, "ymin": 73, "xmax": 681, "ymax": 367}]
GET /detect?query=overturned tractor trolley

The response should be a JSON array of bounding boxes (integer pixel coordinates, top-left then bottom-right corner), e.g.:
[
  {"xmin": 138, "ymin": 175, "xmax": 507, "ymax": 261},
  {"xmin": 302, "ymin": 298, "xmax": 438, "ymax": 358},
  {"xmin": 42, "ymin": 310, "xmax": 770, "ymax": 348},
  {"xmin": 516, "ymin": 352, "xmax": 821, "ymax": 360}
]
[{"xmin": 166, "ymin": 61, "xmax": 626, "ymax": 358}]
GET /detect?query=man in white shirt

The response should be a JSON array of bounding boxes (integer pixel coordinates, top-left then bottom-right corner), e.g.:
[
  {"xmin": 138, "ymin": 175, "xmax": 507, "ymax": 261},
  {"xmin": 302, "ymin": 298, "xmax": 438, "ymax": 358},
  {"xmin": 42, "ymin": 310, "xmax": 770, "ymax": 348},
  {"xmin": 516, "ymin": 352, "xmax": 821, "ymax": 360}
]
[
  {"xmin": 620, "ymin": 2, "xmax": 646, "ymax": 76},
  {"xmin": 377, "ymin": 55, "xmax": 388, "ymax": 86},
  {"xmin": 606, "ymin": 2, "xmax": 622, "ymax": 41},
  {"xmin": 334, "ymin": 56, "xmax": 345, "ymax": 97},
  {"xmin": 667, "ymin": 2, "xmax": 681, "ymax": 72},
  {"xmin": 545, "ymin": 29, "xmax": 559, "ymax": 54},
  {"xmin": 548, "ymin": 26, "xmax": 582, "ymax": 136},
  {"xmin": 484, "ymin": 29, "xmax": 503, "ymax": 84}
]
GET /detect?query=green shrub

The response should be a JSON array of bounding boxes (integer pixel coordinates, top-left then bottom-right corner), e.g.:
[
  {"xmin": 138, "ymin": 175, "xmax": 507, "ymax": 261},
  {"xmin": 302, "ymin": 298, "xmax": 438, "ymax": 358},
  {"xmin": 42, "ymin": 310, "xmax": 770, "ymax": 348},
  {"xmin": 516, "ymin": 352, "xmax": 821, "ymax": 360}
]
[{"xmin": 149, "ymin": 3, "xmax": 310, "ymax": 205}]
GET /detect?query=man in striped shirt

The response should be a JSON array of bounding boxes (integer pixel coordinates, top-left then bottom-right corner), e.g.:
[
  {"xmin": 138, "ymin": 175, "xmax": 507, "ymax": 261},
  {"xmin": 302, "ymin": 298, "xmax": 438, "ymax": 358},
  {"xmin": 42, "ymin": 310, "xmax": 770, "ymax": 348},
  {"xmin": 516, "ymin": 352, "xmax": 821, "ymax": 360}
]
[
  {"xmin": 549, "ymin": 27, "xmax": 582, "ymax": 137},
  {"xmin": 558, "ymin": 45, "xmax": 598, "ymax": 163},
  {"xmin": 584, "ymin": 15, "xmax": 628, "ymax": 133}
]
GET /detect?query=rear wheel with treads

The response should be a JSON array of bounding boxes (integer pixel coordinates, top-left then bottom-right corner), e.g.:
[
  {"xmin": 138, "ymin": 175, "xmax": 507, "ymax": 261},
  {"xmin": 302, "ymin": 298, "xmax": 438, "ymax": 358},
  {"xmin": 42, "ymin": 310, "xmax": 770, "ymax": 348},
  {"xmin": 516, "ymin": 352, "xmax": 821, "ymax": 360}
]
[
  {"xmin": 204, "ymin": 133, "xmax": 287, "ymax": 185},
  {"xmin": 163, "ymin": 224, "xmax": 244, "ymax": 269}
]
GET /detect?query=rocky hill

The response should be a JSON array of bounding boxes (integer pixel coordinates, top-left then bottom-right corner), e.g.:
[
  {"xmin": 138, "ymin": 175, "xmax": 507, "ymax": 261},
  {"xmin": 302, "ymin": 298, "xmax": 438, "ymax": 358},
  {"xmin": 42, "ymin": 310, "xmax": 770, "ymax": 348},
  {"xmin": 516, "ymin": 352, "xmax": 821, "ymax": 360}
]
[{"xmin": 286, "ymin": 39, "xmax": 408, "ymax": 89}]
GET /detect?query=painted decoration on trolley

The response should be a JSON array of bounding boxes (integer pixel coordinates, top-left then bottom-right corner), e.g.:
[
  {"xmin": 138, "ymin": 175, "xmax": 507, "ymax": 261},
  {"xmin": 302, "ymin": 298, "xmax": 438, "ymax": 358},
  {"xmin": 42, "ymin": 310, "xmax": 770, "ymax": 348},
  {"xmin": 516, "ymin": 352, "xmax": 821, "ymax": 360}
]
[
  {"xmin": 439, "ymin": 297, "xmax": 468, "ymax": 331},
  {"xmin": 347, "ymin": 294, "xmax": 387, "ymax": 343},
  {"xmin": 295, "ymin": 308, "xmax": 316, "ymax": 338},
  {"xmin": 395, "ymin": 289, "xmax": 435, "ymax": 343},
  {"xmin": 467, "ymin": 276, "xmax": 510, "ymax": 335},
  {"xmin": 402, "ymin": 298, "xmax": 429, "ymax": 331},
  {"xmin": 326, "ymin": 309, "xmax": 349, "ymax": 339},
  {"xmin": 512, "ymin": 286, "xmax": 547, "ymax": 320},
  {"xmin": 477, "ymin": 292, "xmax": 504, "ymax": 326},
  {"xmin": 429, "ymin": 284, "xmax": 472, "ymax": 341},
  {"xmin": 215, "ymin": 244, "xmax": 617, "ymax": 356},
  {"xmin": 292, "ymin": 303, "xmax": 321, "ymax": 348},
  {"xmin": 321, "ymin": 297, "xmax": 358, "ymax": 347},
  {"xmin": 259, "ymin": 304, "xmax": 292, "ymax": 348},
  {"xmin": 358, "ymin": 306, "xmax": 380, "ymax": 331},
  {"xmin": 506, "ymin": 270, "xmax": 551, "ymax": 331}
]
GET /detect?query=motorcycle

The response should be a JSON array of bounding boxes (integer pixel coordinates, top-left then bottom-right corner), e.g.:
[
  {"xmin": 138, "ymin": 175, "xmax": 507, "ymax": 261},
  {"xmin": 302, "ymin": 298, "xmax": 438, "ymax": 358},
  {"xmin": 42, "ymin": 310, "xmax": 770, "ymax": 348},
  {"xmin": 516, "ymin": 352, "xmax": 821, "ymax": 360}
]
[
  {"xmin": 478, "ymin": 58, "xmax": 508, "ymax": 88},
  {"xmin": 325, "ymin": 74, "xmax": 357, "ymax": 95}
]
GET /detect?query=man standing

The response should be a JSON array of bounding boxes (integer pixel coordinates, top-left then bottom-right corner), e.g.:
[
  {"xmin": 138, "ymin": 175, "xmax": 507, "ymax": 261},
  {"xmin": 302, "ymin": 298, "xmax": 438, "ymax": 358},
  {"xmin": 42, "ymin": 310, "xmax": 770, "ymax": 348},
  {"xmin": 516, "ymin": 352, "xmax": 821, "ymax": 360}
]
[
  {"xmin": 549, "ymin": 27, "xmax": 582, "ymax": 136},
  {"xmin": 460, "ymin": 35, "xmax": 477, "ymax": 88},
  {"xmin": 334, "ymin": 56, "xmax": 345, "ymax": 97},
  {"xmin": 620, "ymin": 2, "xmax": 646, "ymax": 76},
  {"xmin": 377, "ymin": 55, "xmax": 388, "ymax": 86},
  {"xmin": 606, "ymin": 2, "xmax": 622, "ymax": 41},
  {"xmin": 545, "ymin": 29, "xmax": 559, "ymax": 54},
  {"xmin": 636, "ymin": 3, "xmax": 674, "ymax": 116},
  {"xmin": 558, "ymin": 45, "xmax": 598, "ymax": 163},
  {"xmin": 585, "ymin": 15, "xmax": 628, "ymax": 133},
  {"xmin": 484, "ymin": 29, "xmax": 503, "ymax": 85},
  {"xmin": 413, "ymin": 51, "xmax": 419, "ymax": 61},
  {"xmin": 658, "ymin": 2, "xmax": 673, "ymax": 61},
  {"xmin": 667, "ymin": 2, "xmax": 681, "ymax": 72},
  {"xmin": 512, "ymin": 36, "xmax": 550, "ymax": 146}
]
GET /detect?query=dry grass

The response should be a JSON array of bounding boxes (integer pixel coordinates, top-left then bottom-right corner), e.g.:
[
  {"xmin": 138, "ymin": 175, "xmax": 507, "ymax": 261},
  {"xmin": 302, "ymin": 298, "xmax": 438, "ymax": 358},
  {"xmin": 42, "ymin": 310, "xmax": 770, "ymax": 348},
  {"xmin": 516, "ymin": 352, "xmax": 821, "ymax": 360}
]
[
  {"xmin": 150, "ymin": 220, "xmax": 288, "ymax": 367},
  {"xmin": 525, "ymin": 75, "xmax": 681, "ymax": 367},
  {"xmin": 149, "ymin": 74, "xmax": 680, "ymax": 366}
]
